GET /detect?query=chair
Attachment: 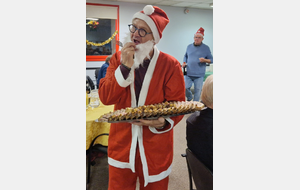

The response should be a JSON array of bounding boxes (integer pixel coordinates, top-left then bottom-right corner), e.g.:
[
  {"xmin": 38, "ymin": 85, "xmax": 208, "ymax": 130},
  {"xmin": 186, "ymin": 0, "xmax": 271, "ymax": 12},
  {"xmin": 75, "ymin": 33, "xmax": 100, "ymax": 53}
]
[
  {"xmin": 86, "ymin": 133, "xmax": 109, "ymax": 185},
  {"xmin": 95, "ymin": 68, "xmax": 100, "ymax": 82},
  {"xmin": 86, "ymin": 75, "xmax": 95, "ymax": 93},
  {"xmin": 181, "ymin": 148, "xmax": 213, "ymax": 190}
]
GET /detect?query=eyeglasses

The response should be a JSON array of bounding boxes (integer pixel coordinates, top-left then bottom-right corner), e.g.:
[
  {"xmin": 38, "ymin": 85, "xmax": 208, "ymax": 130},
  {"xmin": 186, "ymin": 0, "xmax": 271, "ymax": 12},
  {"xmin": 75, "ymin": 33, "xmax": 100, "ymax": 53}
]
[{"xmin": 128, "ymin": 24, "xmax": 152, "ymax": 37}]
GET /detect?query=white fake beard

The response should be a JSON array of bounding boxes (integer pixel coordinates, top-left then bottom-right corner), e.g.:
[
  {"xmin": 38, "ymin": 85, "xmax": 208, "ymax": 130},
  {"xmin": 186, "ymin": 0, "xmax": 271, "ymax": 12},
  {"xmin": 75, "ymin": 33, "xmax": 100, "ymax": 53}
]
[
  {"xmin": 133, "ymin": 40, "xmax": 154, "ymax": 69},
  {"xmin": 122, "ymin": 32, "xmax": 155, "ymax": 70}
]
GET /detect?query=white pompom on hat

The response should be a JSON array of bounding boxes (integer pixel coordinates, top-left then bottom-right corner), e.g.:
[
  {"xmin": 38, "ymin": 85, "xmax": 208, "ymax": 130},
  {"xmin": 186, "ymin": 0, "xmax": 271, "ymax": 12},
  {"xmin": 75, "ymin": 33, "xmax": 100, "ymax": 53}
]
[
  {"xmin": 143, "ymin": 5, "xmax": 155, "ymax": 15},
  {"xmin": 132, "ymin": 5, "xmax": 169, "ymax": 44}
]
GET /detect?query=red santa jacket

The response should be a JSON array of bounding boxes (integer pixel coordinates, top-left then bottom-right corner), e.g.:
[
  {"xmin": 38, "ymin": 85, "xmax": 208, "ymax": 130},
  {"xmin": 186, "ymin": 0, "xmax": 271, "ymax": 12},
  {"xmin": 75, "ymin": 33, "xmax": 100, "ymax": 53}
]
[{"xmin": 99, "ymin": 46, "xmax": 185, "ymax": 186}]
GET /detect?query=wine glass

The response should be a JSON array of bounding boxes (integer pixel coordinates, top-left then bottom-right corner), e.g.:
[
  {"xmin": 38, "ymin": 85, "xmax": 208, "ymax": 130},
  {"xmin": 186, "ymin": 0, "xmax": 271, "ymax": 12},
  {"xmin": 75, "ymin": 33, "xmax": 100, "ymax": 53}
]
[{"xmin": 89, "ymin": 89, "xmax": 100, "ymax": 109}]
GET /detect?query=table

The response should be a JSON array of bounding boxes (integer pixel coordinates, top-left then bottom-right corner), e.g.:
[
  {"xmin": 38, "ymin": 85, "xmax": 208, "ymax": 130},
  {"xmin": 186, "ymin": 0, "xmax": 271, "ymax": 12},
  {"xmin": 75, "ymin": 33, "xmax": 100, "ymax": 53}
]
[{"xmin": 86, "ymin": 103, "xmax": 114, "ymax": 150}]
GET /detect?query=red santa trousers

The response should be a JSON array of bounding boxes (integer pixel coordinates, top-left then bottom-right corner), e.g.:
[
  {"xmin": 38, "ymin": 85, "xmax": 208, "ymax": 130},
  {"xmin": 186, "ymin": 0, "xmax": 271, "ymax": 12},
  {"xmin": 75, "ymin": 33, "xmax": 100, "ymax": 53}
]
[{"xmin": 108, "ymin": 148, "xmax": 169, "ymax": 190}]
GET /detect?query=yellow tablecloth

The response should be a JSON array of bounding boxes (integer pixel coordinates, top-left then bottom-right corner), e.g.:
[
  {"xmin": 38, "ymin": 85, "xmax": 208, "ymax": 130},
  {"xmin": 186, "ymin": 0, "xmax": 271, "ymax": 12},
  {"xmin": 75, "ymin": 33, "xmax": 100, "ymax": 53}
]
[{"xmin": 86, "ymin": 103, "xmax": 114, "ymax": 150}]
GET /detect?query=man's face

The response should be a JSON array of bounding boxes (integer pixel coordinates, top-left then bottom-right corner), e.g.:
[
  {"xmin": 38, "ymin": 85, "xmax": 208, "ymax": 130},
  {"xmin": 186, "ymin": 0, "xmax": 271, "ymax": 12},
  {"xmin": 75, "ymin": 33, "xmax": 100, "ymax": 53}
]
[
  {"xmin": 131, "ymin": 18, "xmax": 154, "ymax": 45},
  {"xmin": 194, "ymin": 34, "xmax": 203, "ymax": 45}
]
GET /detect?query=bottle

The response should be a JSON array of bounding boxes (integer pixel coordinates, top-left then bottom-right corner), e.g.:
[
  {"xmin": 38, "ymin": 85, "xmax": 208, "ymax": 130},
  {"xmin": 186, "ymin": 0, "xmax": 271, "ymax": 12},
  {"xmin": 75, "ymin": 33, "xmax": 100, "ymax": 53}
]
[{"xmin": 183, "ymin": 65, "xmax": 187, "ymax": 75}]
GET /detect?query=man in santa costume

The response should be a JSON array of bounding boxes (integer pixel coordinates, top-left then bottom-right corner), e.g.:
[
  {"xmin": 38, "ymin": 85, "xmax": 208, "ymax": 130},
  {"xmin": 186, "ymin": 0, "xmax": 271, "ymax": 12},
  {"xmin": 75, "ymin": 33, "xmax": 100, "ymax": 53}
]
[{"xmin": 98, "ymin": 5, "xmax": 185, "ymax": 190}]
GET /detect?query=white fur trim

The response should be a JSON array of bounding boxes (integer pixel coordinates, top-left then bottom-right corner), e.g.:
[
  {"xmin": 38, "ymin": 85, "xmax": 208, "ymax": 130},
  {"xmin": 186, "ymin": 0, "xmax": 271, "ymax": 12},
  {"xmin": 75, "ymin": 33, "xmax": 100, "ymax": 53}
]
[
  {"xmin": 108, "ymin": 157, "xmax": 172, "ymax": 186},
  {"xmin": 129, "ymin": 124, "xmax": 139, "ymax": 172},
  {"xmin": 143, "ymin": 5, "xmax": 154, "ymax": 15},
  {"xmin": 137, "ymin": 126, "xmax": 149, "ymax": 187},
  {"xmin": 148, "ymin": 164, "xmax": 172, "ymax": 183},
  {"xmin": 149, "ymin": 117, "xmax": 174, "ymax": 134},
  {"xmin": 133, "ymin": 12, "xmax": 160, "ymax": 44},
  {"xmin": 130, "ymin": 77, "xmax": 137, "ymax": 108},
  {"xmin": 108, "ymin": 157, "xmax": 131, "ymax": 168},
  {"xmin": 195, "ymin": 32, "xmax": 204, "ymax": 37},
  {"xmin": 115, "ymin": 66, "xmax": 134, "ymax": 87},
  {"xmin": 137, "ymin": 45, "xmax": 159, "ymax": 106}
]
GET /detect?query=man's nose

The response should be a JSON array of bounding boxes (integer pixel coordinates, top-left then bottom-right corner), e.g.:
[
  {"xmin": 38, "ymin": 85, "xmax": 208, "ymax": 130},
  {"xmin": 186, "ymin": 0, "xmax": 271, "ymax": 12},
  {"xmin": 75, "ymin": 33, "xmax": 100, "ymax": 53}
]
[{"xmin": 133, "ymin": 29, "xmax": 140, "ymax": 37}]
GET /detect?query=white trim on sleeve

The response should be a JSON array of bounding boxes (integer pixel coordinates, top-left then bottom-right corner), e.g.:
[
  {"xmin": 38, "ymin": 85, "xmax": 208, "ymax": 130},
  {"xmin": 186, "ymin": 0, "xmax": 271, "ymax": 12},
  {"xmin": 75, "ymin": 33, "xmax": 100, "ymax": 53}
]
[
  {"xmin": 149, "ymin": 117, "xmax": 174, "ymax": 134},
  {"xmin": 115, "ymin": 65, "xmax": 134, "ymax": 87}
]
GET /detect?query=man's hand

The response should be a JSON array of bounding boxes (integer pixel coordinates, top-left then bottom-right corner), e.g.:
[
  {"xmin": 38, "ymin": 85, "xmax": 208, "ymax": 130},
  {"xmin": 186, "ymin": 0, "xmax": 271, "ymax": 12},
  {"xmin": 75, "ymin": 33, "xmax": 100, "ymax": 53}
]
[
  {"xmin": 199, "ymin": 57, "xmax": 206, "ymax": 63},
  {"xmin": 182, "ymin": 62, "xmax": 187, "ymax": 67},
  {"xmin": 199, "ymin": 57, "xmax": 211, "ymax": 63},
  {"xmin": 131, "ymin": 117, "xmax": 166, "ymax": 129},
  {"xmin": 121, "ymin": 42, "xmax": 136, "ymax": 68}
]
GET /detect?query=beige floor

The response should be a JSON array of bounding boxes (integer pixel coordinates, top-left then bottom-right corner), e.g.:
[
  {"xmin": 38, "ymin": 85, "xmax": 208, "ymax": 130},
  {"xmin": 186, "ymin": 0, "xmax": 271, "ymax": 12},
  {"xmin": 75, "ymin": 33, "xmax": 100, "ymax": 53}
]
[
  {"xmin": 168, "ymin": 113, "xmax": 192, "ymax": 190},
  {"xmin": 87, "ymin": 113, "xmax": 193, "ymax": 190}
]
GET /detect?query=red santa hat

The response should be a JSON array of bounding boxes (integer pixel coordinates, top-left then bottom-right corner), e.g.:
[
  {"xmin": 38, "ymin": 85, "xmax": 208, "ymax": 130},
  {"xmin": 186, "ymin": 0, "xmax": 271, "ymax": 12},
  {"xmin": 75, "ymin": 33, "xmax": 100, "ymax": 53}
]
[
  {"xmin": 196, "ymin": 27, "xmax": 205, "ymax": 36},
  {"xmin": 132, "ymin": 5, "xmax": 169, "ymax": 44}
]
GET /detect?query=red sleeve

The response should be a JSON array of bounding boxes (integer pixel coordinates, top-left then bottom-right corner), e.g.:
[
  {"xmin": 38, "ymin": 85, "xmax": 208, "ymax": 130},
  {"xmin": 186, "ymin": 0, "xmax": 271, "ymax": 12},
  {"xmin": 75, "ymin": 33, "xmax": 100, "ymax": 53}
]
[{"xmin": 98, "ymin": 52, "xmax": 131, "ymax": 107}]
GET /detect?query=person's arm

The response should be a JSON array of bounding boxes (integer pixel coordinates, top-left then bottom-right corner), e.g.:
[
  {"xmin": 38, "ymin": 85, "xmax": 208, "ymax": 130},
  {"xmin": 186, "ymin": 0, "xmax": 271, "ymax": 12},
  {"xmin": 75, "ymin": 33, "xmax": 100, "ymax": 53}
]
[
  {"xmin": 183, "ymin": 49, "xmax": 188, "ymax": 67},
  {"xmin": 98, "ymin": 52, "xmax": 134, "ymax": 105},
  {"xmin": 121, "ymin": 42, "xmax": 136, "ymax": 69},
  {"xmin": 131, "ymin": 117, "xmax": 167, "ymax": 129},
  {"xmin": 120, "ymin": 63, "xmax": 131, "ymax": 79},
  {"xmin": 199, "ymin": 58, "xmax": 211, "ymax": 63},
  {"xmin": 96, "ymin": 69, "xmax": 101, "ymax": 87},
  {"xmin": 103, "ymin": 66, "xmax": 108, "ymax": 78},
  {"xmin": 207, "ymin": 47, "xmax": 213, "ymax": 64},
  {"xmin": 199, "ymin": 46, "xmax": 213, "ymax": 64}
]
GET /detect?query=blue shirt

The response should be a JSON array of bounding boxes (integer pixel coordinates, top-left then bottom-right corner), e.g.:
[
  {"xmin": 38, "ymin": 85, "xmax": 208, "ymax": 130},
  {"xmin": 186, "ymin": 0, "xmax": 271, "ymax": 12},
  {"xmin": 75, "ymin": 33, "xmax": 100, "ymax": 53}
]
[
  {"xmin": 97, "ymin": 62, "xmax": 109, "ymax": 87},
  {"xmin": 183, "ymin": 43, "xmax": 213, "ymax": 77}
]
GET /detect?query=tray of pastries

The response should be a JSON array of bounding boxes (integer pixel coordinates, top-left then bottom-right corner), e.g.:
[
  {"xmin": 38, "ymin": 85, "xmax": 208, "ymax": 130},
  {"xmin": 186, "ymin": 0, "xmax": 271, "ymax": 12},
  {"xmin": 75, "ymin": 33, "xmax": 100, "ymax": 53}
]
[{"xmin": 96, "ymin": 101, "xmax": 205, "ymax": 123}]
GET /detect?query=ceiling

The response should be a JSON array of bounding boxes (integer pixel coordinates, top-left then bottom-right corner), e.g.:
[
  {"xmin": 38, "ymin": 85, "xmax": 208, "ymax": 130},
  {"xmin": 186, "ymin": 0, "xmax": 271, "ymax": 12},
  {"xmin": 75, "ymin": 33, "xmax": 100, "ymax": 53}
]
[{"xmin": 99, "ymin": 0, "xmax": 213, "ymax": 10}]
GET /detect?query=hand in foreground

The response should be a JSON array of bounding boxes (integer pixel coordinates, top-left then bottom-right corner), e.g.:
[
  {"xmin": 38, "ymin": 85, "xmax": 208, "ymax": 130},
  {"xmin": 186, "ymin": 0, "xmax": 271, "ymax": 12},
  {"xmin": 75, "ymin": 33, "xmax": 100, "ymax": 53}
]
[
  {"xmin": 121, "ymin": 42, "xmax": 136, "ymax": 68},
  {"xmin": 130, "ymin": 117, "xmax": 166, "ymax": 129},
  {"xmin": 199, "ymin": 57, "xmax": 206, "ymax": 63}
]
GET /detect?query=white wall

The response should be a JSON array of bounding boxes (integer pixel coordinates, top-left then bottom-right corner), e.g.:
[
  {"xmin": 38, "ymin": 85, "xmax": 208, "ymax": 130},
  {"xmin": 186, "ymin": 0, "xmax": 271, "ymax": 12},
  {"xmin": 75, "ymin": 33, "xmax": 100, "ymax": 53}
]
[{"xmin": 86, "ymin": 0, "xmax": 213, "ymax": 85}]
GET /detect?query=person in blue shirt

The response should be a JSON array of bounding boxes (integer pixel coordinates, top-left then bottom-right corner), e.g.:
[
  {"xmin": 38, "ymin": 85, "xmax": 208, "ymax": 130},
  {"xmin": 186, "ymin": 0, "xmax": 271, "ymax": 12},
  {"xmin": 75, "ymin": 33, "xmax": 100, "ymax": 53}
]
[
  {"xmin": 183, "ymin": 27, "xmax": 213, "ymax": 101},
  {"xmin": 96, "ymin": 55, "xmax": 112, "ymax": 88}
]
